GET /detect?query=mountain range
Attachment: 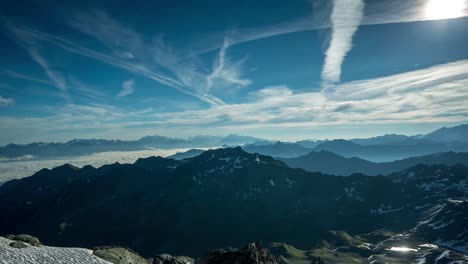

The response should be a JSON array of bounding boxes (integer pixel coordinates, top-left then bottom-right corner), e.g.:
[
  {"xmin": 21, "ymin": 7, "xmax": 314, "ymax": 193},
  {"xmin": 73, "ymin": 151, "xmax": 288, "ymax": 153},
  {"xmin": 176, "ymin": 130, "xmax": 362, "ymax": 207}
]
[
  {"xmin": 349, "ymin": 124, "xmax": 468, "ymax": 145},
  {"xmin": 0, "ymin": 147, "xmax": 466, "ymax": 260},
  {"xmin": 0, "ymin": 134, "xmax": 266, "ymax": 160},
  {"xmin": 241, "ymin": 124, "xmax": 468, "ymax": 161},
  {"xmin": 1, "ymin": 124, "xmax": 467, "ymax": 161},
  {"xmin": 280, "ymin": 151, "xmax": 468, "ymax": 176},
  {"xmin": 166, "ymin": 149, "xmax": 205, "ymax": 160},
  {"xmin": 311, "ymin": 138, "xmax": 468, "ymax": 162},
  {"xmin": 243, "ymin": 141, "xmax": 312, "ymax": 158}
]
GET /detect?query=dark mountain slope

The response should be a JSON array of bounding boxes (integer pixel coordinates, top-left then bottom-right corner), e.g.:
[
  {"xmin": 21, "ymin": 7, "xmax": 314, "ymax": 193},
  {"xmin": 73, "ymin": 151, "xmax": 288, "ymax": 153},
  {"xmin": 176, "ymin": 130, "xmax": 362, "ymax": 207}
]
[
  {"xmin": 279, "ymin": 151, "xmax": 374, "ymax": 176},
  {"xmin": 0, "ymin": 148, "xmax": 466, "ymax": 257}
]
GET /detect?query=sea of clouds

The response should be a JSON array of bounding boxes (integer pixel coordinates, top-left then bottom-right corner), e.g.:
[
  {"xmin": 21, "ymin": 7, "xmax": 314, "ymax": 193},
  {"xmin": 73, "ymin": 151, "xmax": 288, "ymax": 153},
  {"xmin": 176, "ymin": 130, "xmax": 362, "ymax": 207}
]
[{"xmin": 0, "ymin": 148, "xmax": 195, "ymax": 183}]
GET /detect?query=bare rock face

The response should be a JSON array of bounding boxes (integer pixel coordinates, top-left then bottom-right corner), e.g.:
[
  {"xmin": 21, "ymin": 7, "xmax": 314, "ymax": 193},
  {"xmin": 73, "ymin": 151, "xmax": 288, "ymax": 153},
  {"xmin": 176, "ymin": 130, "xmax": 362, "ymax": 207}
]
[
  {"xmin": 153, "ymin": 254, "xmax": 194, "ymax": 264},
  {"xmin": 9, "ymin": 241, "xmax": 28, "ymax": 249},
  {"xmin": 93, "ymin": 246, "xmax": 150, "ymax": 264},
  {"xmin": 152, "ymin": 242, "xmax": 277, "ymax": 264},
  {"xmin": 309, "ymin": 257, "xmax": 325, "ymax": 264},
  {"xmin": 196, "ymin": 242, "xmax": 278, "ymax": 264},
  {"xmin": 7, "ymin": 234, "xmax": 42, "ymax": 246}
]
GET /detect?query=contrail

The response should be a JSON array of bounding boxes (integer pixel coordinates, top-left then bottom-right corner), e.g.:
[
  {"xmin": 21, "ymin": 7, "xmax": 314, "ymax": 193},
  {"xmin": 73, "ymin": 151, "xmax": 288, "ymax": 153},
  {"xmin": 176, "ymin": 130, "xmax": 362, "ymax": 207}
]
[{"xmin": 321, "ymin": 0, "xmax": 364, "ymax": 85}]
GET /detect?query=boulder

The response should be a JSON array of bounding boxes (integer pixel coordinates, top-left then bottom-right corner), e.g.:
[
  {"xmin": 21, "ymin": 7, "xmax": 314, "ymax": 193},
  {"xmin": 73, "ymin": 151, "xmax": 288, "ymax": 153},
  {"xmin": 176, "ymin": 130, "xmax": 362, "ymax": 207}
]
[
  {"xmin": 9, "ymin": 234, "xmax": 42, "ymax": 246},
  {"xmin": 309, "ymin": 257, "xmax": 325, "ymax": 264},
  {"xmin": 153, "ymin": 254, "xmax": 194, "ymax": 264},
  {"xmin": 93, "ymin": 246, "xmax": 150, "ymax": 264},
  {"xmin": 196, "ymin": 242, "xmax": 278, "ymax": 264},
  {"xmin": 9, "ymin": 241, "xmax": 28, "ymax": 249}
]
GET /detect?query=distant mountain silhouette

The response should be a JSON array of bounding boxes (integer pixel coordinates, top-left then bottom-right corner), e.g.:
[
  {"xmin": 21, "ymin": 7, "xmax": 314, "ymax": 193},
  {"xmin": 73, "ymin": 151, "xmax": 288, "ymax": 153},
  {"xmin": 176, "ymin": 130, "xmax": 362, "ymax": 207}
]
[
  {"xmin": 279, "ymin": 151, "xmax": 374, "ymax": 175},
  {"xmin": 167, "ymin": 149, "xmax": 205, "ymax": 160},
  {"xmin": 350, "ymin": 124, "xmax": 468, "ymax": 145},
  {"xmin": 0, "ymin": 147, "xmax": 466, "ymax": 256},
  {"xmin": 423, "ymin": 124, "xmax": 468, "ymax": 143},
  {"xmin": 243, "ymin": 141, "xmax": 313, "ymax": 158},
  {"xmin": 281, "ymin": 151, "xmax": 468, "ymax": 176},
  {"xmin": 236, "ymin": 124, "xmax": 468, "ymax": 161},
  {"xmin": 350, "ymin": 134, "xmax": 419, "ymax": 145},
  {"xmin": 218, "ymin": 134, "xmax": 272, "ymax": 146},
  {"xmin": 0, "ymin": 134, "xmax": 264, "ymax": 159},
  {"xmin": 311, "ymin": 139, "xmax": 461, "ymax": 162},
  {"xmin": 294, "ymin": 139, "xmax": 324, "ymax": 148},
  {"xmin": 1, "ymin": 123, "xmax": 468, "ymax": 161}
]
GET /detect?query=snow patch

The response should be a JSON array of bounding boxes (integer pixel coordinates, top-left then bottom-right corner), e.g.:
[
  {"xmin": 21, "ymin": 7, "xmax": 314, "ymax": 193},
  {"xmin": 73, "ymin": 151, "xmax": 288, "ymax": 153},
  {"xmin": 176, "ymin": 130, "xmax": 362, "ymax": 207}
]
[
  {"xmin": 0, "ymin": 237, "xmax": 112, "ymax": 264},
  {"xmin": 285, "ymin": 178, "xmax": 294, "ymax": 188},
  {"xmin": 435, "ymin": 250, "xmax": 450, "ymax": 263},
  {"xmin": 415, "ymin": 203, "xmax": 431, "ymax": 210},
  {"xmin": 192, "ymin": 175, "xmax": 201, "ymax": 184},
  {"xmin": 435, "ymin": 239, "xmax": 468, "ymax": 253},
  {"xmin": 429, "ymin": 219, "xmax": 455, "ymax": 230},
  {"xmin": 389, "ymin": 247, "xmax": 418, "ymax": 252},
  {"xmin": 219, "ymin": 157, "xmax": 233, "ymax": 162},
  {"xmin": 370, "ymin": 204, "xmax": 404, "ymax": 214},
  {"xmin": 344, "ymin": 187, "xmax": 365, "ymax": 201},
  {"xmin": 419, "ymin": 244, "xmax": 438, "ymax": 249}
]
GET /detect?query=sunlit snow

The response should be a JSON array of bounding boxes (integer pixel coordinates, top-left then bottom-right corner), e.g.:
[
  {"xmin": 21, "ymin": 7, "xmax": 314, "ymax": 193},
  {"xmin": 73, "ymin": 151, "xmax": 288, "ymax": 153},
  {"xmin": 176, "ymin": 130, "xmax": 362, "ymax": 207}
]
[{"xmin": 0, "ymin": 237, "xmax": 112, "ymax": 264}]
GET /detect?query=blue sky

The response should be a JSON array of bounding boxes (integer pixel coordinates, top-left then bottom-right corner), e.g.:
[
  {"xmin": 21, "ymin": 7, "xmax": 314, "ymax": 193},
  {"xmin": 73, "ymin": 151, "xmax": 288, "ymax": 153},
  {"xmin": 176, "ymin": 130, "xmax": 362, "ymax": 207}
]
[{"xmin": 0, "ymin": 0, "xmax": 467, "ymax": 144}]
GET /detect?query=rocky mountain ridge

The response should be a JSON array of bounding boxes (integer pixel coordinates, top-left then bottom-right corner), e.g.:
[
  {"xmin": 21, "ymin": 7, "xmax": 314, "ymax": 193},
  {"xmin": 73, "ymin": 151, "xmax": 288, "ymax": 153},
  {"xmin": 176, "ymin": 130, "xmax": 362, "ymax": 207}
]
[{"xmin": 0, "ymin": 147, "xmax": 466, "ymax": 261}]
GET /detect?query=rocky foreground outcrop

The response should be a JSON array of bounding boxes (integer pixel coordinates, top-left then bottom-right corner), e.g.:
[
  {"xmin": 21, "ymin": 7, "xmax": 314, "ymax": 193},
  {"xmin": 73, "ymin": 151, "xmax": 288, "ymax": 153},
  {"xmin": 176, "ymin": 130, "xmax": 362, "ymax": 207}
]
[
  {"xmin": 89, "ymin": 241, "xmax": 278, "ymax": 264},
  {"xmin": 153, "ymin": 254, "xmax": 194, "ymax": 264},
  {"xmin": 153, "ymin": 242, "xmax": 278, "ymax": 264},
  {"xmin": 93, "ymin": 246, "xmax": 150, "ymax": 264},
  {"xmin": 0, "ymin": 236, "xmax": 110, "ymax": 264},
  {"xmin": 2, "ymin": 235, "xmax": 278, "ymax": 264},
  {"xmin": 6, "ymin": 234, "xmax": 42, "ymax": 246},
  {"xmin": 197, "ymin": 242, "xmax": 278, "ymax": 264}
]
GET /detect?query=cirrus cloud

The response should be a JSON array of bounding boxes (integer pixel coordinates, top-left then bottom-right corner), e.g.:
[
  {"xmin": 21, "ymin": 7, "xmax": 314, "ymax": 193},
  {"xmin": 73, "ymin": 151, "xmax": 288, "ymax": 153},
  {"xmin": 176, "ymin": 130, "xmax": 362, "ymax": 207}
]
[
  {"xmin": 117, "ymin": 79, "xmax": 135, "ymax": 98},
  {"xmin": 0, "ymin": 96, "xmax": 15, "ymax": 107},
  {"xmin": 1, "ymin": 60, "xmax": 466, "ymax": 145}
]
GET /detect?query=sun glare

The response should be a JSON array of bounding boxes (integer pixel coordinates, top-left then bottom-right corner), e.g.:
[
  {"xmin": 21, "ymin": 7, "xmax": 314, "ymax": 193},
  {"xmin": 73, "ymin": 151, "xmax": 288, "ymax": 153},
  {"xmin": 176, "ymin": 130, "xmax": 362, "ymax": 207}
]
[{"xmin": 426, "ymin": 0, "xmax": 466, "ymax": 20}]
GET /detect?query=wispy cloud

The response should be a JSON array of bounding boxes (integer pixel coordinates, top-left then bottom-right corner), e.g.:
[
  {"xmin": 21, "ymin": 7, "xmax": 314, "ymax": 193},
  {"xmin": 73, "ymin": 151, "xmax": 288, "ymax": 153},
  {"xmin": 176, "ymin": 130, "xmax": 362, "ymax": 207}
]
[
  {"xmin": 5, "ymin": 10, "xmax": 254, "ymax": 106},
  {"xmin": 6, "ymin": 24, "xmax": 71, "ymax": 101},
  {"xmin": 1, "ymin": 71, "xmax": 110, "ymax": 103},
  {"xmin": 68, "ymin": 9, "xmax": 142, "ymax": 59},
  {"xmin": 2, "ymin": 60, "xmax": 467, "ymax": 143},
  {"xmin": 0, "ymin": 70, "xmax": 52, "ymax": 86},
  {"xmin": 182, "ymin": 0, "xmax": 468, "ymax": 58},
  {"xmin": 27, "ymin": 49, "xmax": 68, "ymax": 93},
  {"xmin": 67, "ymin": 11, "xmax": 244, "ymax": 105},
  {"xmin": 2, "ymin": 4, "xmax": 467, "ymax": 144},
  {"xmin": 117, "ymin": 79, "xmax": 135, "ymax": 98},
  {"xmin": 152, "ymin": 36, "xmax": 250, "ymax": 100},
  {"xmin": 10, "ymin": 2, "xmax": 461, "ymax": 108},
  {"xmin": 206, "ymin": 38, "xmax": 251, "ymax": 92},
  {"xmin": 154, "ymin": 60, "xmax": 468, "ymax": 127},
  {"xmin": 0, "ymin": 96, "xmax": 15, "ymax": 107},
  {"xmin": 6, "ymin": 22, "xmax": 229, "ymax": 106},
  {"xmin": 321, "ymin": 0, "xmax": 364, "ymax": 84},
  {"xmin": 68, "ymin": 77, "xmax": 109, "ymax": 102}
]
